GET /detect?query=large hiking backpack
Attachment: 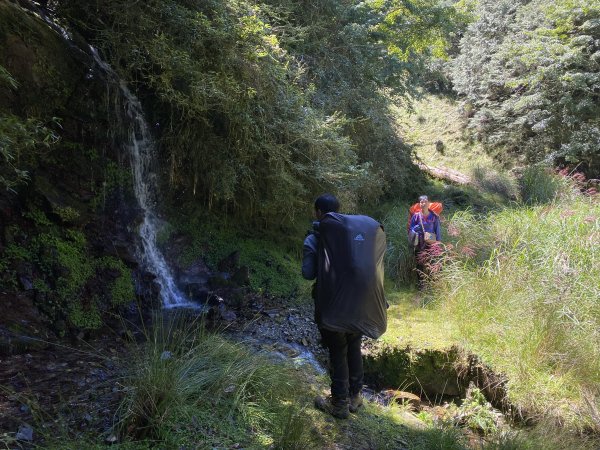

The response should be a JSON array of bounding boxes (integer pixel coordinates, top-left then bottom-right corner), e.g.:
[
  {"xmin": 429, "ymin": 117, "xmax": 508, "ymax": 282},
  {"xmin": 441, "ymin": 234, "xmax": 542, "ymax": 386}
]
[
  {"xmin": 407, "ymin": 202, "xmax": 443, "ymax": 231},
  {"xmin": 316, "ymin": 212, "xmax": 387, "ymax": 339}
]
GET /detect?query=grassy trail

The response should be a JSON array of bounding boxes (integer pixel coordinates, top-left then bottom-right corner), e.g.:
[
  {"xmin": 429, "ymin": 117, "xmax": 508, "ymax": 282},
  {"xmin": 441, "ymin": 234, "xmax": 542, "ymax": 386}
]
[{"xmin": 371, "ymin": 93, "xmax": 600, "ymax": 448}]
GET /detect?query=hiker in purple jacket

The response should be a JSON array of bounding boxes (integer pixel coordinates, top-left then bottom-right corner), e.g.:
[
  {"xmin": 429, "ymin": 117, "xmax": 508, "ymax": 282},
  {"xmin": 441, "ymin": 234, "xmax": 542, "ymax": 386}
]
[{"xmin": 409, "ymin": 195, "xmax": 442, "ymax": 287}]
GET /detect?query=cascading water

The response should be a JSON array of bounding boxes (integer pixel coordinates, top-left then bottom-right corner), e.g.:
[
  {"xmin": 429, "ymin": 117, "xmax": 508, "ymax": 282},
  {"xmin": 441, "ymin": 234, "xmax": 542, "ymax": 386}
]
[
  {"xmin": 120, "ymin": 86, "xmax": 190, "ymax": 308},
  {"xmin": 89, "ymin": 48, "xmax": 192, "ymax": 308},
  {"xmin": 27, "ymin": 0, "xmax": 193, "ymax": 308}
]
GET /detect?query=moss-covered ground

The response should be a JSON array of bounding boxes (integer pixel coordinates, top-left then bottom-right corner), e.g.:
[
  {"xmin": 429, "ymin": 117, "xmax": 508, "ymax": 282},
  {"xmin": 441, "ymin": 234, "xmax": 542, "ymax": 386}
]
[{"xmin": 381, "ymin": 286, "xmax": 459, "ymax": 350}]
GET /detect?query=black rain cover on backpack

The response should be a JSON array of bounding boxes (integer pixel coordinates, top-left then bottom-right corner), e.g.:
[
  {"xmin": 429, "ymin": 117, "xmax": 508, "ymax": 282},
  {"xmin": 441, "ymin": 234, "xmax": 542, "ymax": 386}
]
[{"xmin": 316, "ymin": 213, "xmax": 387, "ymax": 339}]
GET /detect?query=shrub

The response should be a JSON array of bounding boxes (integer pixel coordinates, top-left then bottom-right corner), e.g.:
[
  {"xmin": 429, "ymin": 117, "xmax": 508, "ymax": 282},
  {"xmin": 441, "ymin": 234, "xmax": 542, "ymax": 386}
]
[
  {"xmin": 451, "ymin": 0, "xmax": 600, "ymax": 175},
  {"xmin": 117, "ymin": 313, "xmax": 316, "ymax": 447}
]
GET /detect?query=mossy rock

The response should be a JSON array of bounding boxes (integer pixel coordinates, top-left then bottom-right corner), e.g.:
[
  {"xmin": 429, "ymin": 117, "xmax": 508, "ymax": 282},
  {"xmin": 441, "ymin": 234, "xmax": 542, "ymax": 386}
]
[
  {"xmin": 364, "ymin": 345, "xmax": 467, "ymax": 397},
  {"xmin": 0, "ymin": 2, "xmax": 82, "ymax": 115}
]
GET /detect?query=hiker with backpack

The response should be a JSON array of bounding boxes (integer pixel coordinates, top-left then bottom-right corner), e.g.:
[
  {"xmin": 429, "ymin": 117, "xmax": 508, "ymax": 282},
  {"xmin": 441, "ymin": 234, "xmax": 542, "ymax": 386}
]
[
  {"xmin": 408, "ymin": 195, "xmax": 442, "ymax": 288},
  {"xmin": 302, "ymin": 193, "xmax": 387, "ymax": 419}
]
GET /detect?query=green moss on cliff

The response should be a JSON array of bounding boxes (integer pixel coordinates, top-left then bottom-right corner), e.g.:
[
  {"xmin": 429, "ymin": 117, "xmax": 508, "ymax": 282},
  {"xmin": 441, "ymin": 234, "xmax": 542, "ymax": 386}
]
[{"xmin": 0, "ymin": 3, "xmax": 137, "ymax": 333}]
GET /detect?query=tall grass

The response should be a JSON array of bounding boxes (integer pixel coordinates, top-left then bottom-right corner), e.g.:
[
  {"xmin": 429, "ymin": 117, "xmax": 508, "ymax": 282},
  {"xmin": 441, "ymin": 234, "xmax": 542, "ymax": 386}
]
[
  {"xmin": 519, "ymin": 165, "xmax": 569, "ymax": 204},
  {"xmin": 471, "ymin": 165, "xmax": 518, "ymax": 200},
  {"xmin": 433, "ymin": 189, "xmax": 599, "ymax": 431},
  {"xmin": 382, "ymin": 204, "xmax": 418, "ymax": 285},
  {"xmin": 116, "ymin": 313, "xmax": 316, "ymax": 448}
]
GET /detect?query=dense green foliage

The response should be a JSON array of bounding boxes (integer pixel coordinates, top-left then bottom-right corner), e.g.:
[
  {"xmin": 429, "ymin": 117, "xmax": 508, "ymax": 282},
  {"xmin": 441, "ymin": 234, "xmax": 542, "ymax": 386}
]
[
  {"xmin": 0, "ymin": 65, "xmax": 58, "ymax": 192},
  {"xmin": 171, "ymin": 213, "xmax": 304, "ymax": 297},
  {"xmin": 452, "ymin": 0, "xmax": 600, "ymax": 174},
  {"xmin": 431, "ymin": 179, "xmax": 599, "ymax": 431},
  {"xmin": 1, "ymin": 206, "xmax": 135, "ymax": 330},
  {"xmin": 57, "ymin": 0, "xmax": 460, "ymax": 226}
]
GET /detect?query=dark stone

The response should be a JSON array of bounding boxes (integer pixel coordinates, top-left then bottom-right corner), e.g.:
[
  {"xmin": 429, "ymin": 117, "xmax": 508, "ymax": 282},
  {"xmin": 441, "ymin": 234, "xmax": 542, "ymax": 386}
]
[
  {"xmin": 177, "ymin": 260, "xmax": 210, "ymax": 285},
  {"xmin": 18, "ymin": 274, "xmax": 34, "ymax": 291},
  {"xmin": 231, "ymin": 266, "xmax": 250, "ymax": 287},
  {"xmin": 185, "ymin": 284, "xmax": 208, "ymax": 303},
  {"xmin": 151, "ymin": 281, "xmax": 161, "ymax": 296},
  {"xmin": 15, "ymin": 262, "xmax": 33, "ymax": 290},
  {"xmin": 209, "ymin": 273, "xmax": 232, "ymax": 289},
  {"xmin": 111, "ymin": 244, "xmax": 138, "ymax": 268},
  {"xmin": 217, "ymin": 251, "xmax": 240, "ymax": 273},
  {"xmin": 16, "ymin": 424, "xmax": 33, "ymax": 441},
  {"xmin": 218, "ymin": 303, "xmax": 237, "ymax": 322},
  {"xmin": 140, "ymin": 271, "xmax": 157, "ymax": 282},
  {"xmin": 262, "ymin": 309, "xmax": 280, "ymax": 319}
]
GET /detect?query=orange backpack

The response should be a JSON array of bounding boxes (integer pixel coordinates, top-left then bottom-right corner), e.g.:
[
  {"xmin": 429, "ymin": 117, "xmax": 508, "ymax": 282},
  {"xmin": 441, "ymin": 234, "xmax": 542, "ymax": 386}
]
[{"xmin": 407, "ymin": 202, "xmax": 443, "ymax": 231}]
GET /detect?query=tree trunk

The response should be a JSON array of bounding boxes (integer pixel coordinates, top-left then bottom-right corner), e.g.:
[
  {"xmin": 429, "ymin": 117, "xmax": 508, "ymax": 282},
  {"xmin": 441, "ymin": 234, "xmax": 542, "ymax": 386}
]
[{"xmin": 417, "ymin": 162, "xmax": 471, "ymax": 185}]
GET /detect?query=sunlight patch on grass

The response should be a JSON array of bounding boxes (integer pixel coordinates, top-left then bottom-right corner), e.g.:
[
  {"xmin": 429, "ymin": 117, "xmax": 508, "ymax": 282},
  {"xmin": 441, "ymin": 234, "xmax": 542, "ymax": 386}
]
[
  {"xmin": 381, "ymin": 288, "xmax": 459, "ymax": 349},
  {"xmin": 392, "ymin": 93, "xmax": 496, "ymax": 174}
]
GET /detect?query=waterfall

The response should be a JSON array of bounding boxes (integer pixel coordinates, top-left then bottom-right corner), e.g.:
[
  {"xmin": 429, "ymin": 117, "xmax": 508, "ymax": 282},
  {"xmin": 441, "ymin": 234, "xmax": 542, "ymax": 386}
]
[
  {"xmin": 89, "ymin": 48, "xmax": 192, "ymax": 308},
  {"xmin": 25, "ymin": 1, "xmax": 193, "ymax": 308}
]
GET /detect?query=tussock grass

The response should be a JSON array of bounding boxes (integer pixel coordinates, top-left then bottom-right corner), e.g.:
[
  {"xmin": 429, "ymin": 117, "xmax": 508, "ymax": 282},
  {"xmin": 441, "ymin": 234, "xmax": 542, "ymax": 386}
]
[
  {"xmin": 116, "ymin": 313, "xmax": 316, "ymax": 448},
  {"xmin": 433, "ymin": 189, "xmax": 600, "ymax": 431},
  {"xmin": 519, "ymin": 165, "xmax": 570, "ymax": 205}
]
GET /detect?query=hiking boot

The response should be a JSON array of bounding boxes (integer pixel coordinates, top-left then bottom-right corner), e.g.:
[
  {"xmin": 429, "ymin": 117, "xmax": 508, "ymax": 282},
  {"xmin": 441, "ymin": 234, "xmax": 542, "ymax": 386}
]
[
  {"xmin": 349, "ymin": 393, "xmax": 364, "ymax": 413},
  {"xmin": 314, "ymin": 395, "xmax": 349, "ymax": 419}
]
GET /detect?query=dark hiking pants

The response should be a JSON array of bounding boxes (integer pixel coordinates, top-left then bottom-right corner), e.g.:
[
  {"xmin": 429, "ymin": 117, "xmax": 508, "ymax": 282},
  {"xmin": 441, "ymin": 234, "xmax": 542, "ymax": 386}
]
[{"xmin": 319, "ymin": 328, "xmax": 363, "ymax": 401}]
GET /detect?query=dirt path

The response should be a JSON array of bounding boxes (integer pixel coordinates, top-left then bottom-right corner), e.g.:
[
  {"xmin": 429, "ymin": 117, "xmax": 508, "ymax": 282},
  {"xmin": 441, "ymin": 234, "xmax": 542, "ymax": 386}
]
[{"xmin": 0, "ymin": 334, "xmax": 125, "ymax": 446}]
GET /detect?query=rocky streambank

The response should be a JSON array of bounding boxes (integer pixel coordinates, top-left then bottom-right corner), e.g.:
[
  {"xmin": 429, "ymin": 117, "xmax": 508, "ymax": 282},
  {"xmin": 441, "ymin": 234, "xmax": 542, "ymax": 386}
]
[{"xmin": 0, "ymin": 274, "xmax": 327, "ymax": 448}]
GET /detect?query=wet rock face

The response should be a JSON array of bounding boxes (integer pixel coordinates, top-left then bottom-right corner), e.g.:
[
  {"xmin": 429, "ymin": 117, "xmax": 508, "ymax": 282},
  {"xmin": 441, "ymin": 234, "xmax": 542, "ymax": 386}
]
[
  {"xmin": 177, "ymin": 259, "xmax": 211, "ymax": 286},
  {"xmin": 0, "ymin": 2, "xmax": 149, "ymax": 341}
]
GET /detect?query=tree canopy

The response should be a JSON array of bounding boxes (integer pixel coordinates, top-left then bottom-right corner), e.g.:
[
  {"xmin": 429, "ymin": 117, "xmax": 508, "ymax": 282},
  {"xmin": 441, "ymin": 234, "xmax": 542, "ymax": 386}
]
[
  {"xmin": 56, "ymin": 0, "xmax": 460, "ymax": 226},
  {"xmin": 452, "ymin": 0, "xmax": 600, "ymax": 174}
]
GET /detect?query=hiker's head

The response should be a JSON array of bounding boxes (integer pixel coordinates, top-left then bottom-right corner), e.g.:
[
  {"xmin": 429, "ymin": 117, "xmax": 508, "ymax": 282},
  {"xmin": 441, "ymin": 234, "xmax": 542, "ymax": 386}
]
[
  {"xmin": 314, "ymin": 193, "xmax": 339, "ymax": 219},
  {"xmin": 419, "ymin": 195, "xmax": 430, "ymax": 211}
]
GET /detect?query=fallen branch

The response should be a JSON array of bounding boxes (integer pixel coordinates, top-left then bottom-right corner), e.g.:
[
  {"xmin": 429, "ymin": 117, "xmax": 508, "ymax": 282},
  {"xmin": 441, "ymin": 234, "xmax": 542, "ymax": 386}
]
[{"xmin": 417, "ymin": 162, "xmax": 472, "ymax": 185}]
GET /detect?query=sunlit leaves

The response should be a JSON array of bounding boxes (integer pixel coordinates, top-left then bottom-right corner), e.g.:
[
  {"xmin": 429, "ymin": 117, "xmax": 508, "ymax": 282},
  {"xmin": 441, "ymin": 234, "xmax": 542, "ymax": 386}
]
[
  {"xmin": 0, "ymin": 115, "xmax": 59, "ymax": 192},
  {"xmin": 0, "ymin": 65, "xmax": 17, "ymax": 89},
  {"xmin": 0, "ymin": 64, "xmax": 59, "ymax": 191},
  {"xmin": 56, "ymin": 0, "xmax": 463, "ymax": 225},
  {"xmin": 452, "ymin": 0, "xmax": 600, "ymax": 173},
  {"xmin": 367, "ymin": 0, "xmax": 458, "ymax": 61}
]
